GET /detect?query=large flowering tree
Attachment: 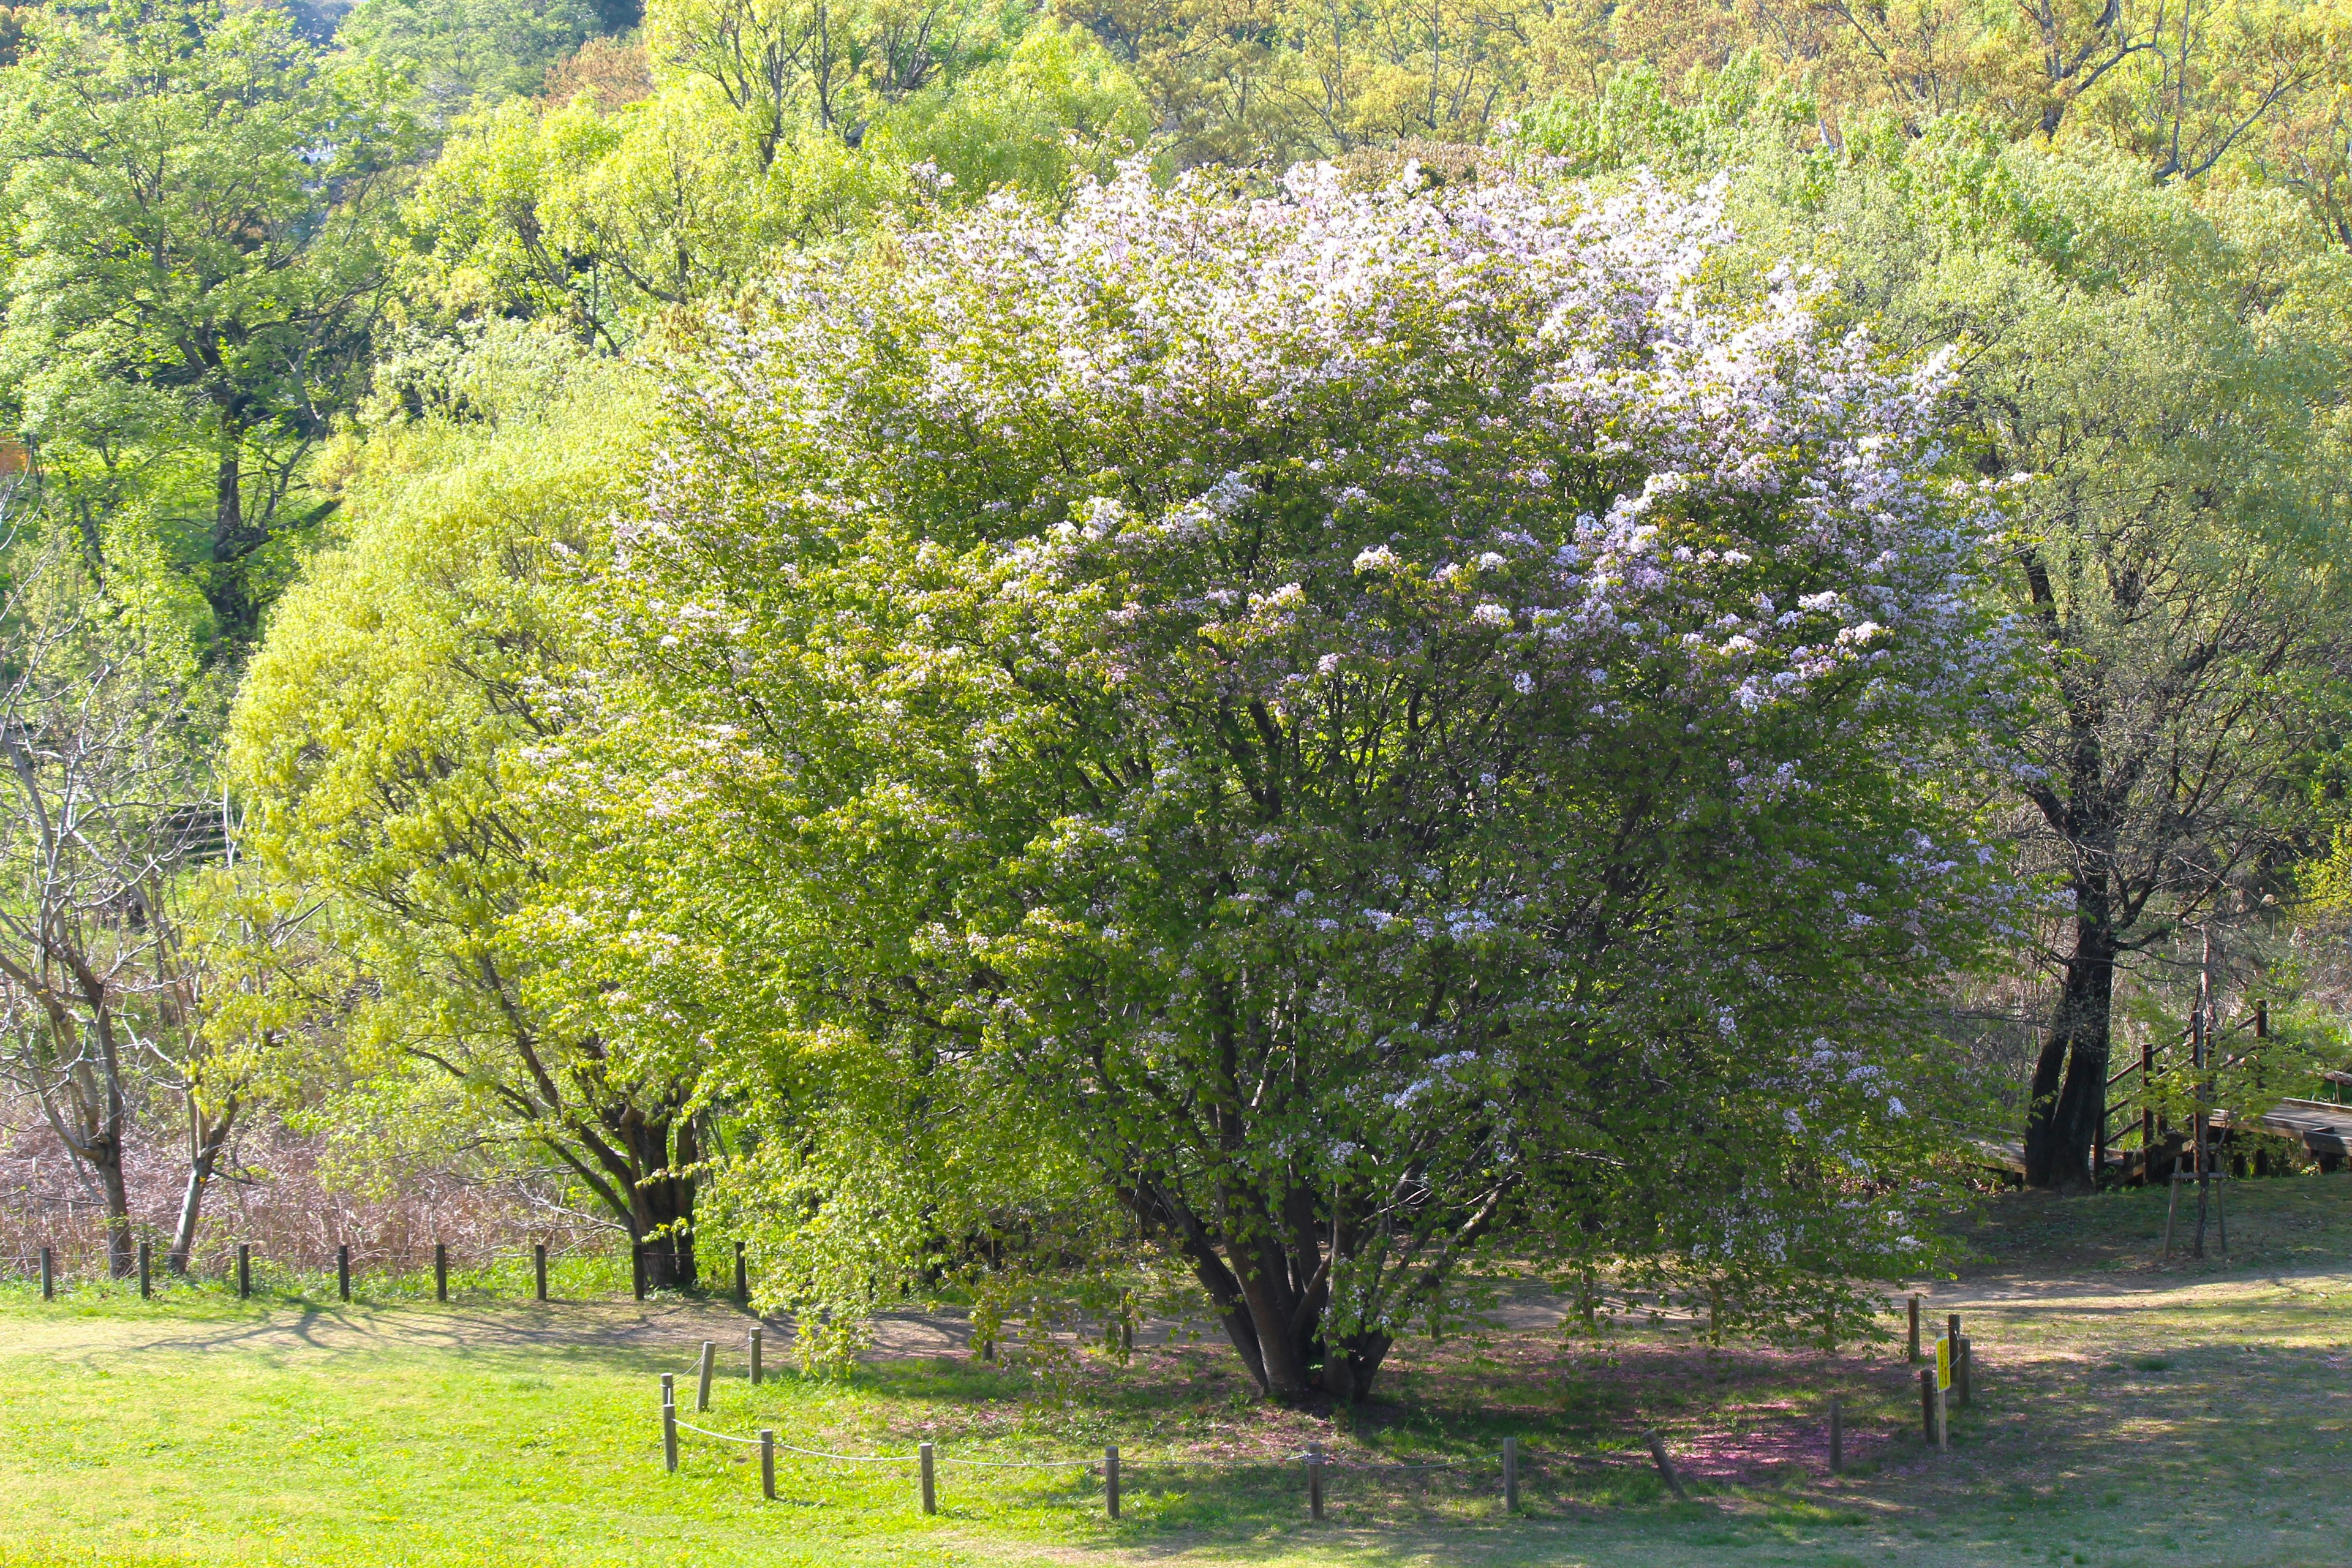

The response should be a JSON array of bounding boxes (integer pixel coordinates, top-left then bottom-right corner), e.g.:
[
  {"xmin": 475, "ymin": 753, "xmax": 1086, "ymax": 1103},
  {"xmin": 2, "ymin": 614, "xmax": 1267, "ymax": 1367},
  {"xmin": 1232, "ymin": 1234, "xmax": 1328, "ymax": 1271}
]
[{"xmin": 601, "ymin": 161, "xmax": 2015, "ymax": 1401}]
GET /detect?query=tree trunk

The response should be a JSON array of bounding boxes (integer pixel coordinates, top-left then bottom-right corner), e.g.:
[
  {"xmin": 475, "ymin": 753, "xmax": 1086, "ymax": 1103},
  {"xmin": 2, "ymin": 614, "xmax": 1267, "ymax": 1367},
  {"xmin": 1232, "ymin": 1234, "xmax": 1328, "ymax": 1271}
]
[
  {"xmin": 92, "ymin": 1128, "xmax": 135, "ymax": 1278},
  {"xmin": 628, "ymin": 1109, "xmax": 698, "ymax": 1291},
  {"xmin": 168, "ymin": 1096, "xmax": 238, "ymax": 1276},
  {"xmin": 1139, "ymin": 1176, "xmax": 1401, "ymax": 1406},
  {"xmin": 2024, "ymin": 900, "xmax": 2116, "ymax": 1191}
]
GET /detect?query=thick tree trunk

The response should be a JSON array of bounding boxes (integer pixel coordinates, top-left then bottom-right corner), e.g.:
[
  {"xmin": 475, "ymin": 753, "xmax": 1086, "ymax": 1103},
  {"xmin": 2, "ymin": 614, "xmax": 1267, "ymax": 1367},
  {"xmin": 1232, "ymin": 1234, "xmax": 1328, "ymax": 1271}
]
[
  {"xmin": 2024, "ymin": 900, "xmax": 2116, "ymax": 1191},
  {"xmin": 168, "ymin": 1097, "xmax": 238, "ymax": 1276},
  {"xmin": 1139, "ymin": 1176, "xmax": 1408, "ymax": 1406},
  {"xmin": 627, "ymin": 1109, "xmax": 698, "ymax": 1290}
]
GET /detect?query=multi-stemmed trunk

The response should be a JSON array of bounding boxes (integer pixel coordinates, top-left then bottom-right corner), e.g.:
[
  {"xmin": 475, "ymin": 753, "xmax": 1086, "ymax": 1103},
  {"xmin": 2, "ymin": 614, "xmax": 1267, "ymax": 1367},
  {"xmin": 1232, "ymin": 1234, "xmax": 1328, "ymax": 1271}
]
[{"xmin": 2024, "ymin": 900, "xmax": 2116, "ymax": 1190}]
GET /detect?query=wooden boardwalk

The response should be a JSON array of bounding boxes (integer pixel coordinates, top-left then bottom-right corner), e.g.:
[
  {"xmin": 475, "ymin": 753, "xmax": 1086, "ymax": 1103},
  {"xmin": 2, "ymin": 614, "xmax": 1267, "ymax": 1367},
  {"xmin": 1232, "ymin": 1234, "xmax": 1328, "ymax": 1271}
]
[{"xmin": 2248, "ymin": 1097, "xmax": 2352, "ymax": 1159}]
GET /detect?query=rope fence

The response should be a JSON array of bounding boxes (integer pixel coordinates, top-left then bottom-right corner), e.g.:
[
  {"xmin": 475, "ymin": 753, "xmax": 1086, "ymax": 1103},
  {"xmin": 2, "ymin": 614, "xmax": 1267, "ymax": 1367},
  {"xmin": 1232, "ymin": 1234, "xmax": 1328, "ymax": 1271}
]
[
  {"xmin": 637, "ymin": 1331, "xmax": 1827, "ymax": 1521},
  {"xmin": 10, "ymin": 1246, "xmax": 1967, "ymax": 1529}
]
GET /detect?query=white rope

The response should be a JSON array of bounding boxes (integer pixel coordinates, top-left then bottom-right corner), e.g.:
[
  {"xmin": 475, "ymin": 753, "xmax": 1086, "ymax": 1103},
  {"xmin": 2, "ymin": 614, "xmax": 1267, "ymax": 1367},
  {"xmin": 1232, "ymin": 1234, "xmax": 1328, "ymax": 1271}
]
[
  {"xmin": 673, "ymin": 1420, "xmax": 762, "ymax": 1447},
  {"xmin": 771, "ymin": 1440, "xmax": 919, "ymax": 1464}
]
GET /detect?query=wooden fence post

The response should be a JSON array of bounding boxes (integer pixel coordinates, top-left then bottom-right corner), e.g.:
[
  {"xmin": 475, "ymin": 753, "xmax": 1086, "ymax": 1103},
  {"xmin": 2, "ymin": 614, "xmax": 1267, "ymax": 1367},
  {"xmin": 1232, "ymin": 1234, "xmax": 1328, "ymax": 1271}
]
[
  {"xmin": 138, "ymin": 1240, "xmax": 150, "ymax": 1300},
  {"xmin": 696, "ymin": 1341, "xmax": 715, "ymax": 1412},
  {"xmin": 734, "ymin": 1241, "xmax": 748, "ymax": 1305},
  {"xmin": 750, "ymin": 1327, "xmax": 763, "ymax": 1387},
  {"xmin": 760, "ymin": 1429, "xmax": 776, "ymax": 1501},
  {"xmin": 337, "ymin": 1245, "xmax": 350, "ymax": 1303},
  {"xmin": 919, "ymin": 1441, "xmax": 937, "ymax": 1514},
  {"xmin": 1907, "ymin": 1294, "xmax": 1921, "ymax": 1363},
  {"xmin": 1829, "ymin": 1397, "xmax": 1842, "ymax": 1476},
  {"xmin": 39, "ymin": 1246, "xmax": 51, "ymax": 1300},
  {"xmin": 534, "ymin": 1243, "xmax": 548, "ymax": 1302},
  {"xmin": 1307, "ymin": 1442, "xmax": 1324, "ymax": 1519},
  {"xmin": 1918, "ymin": 1368, "xmax": 1934, "ymax": 1441},
  {"xmin": 632, "ymin": 1244, "xmax": 646, "ymax": 1302},
  {"xmin": 660, "ymin": 1374, "xmax": 678, "ymax": 1474},
  {"xmin": 1646, "ymin": 1430, "xmax": 1690, "ymax": 1501},
  {"xmin": 434, "ymin": 1243, "xmax": 448, "ymax": 1302},
  {"xmin": 1104, "ymin": 1444, "xmax": 1120, "ymax": 1519},
  {"xmin": 236, "ymin": 1243, "xmax": 250, "ymax": 1300},
  {"xmin": 1502, "ymin": 1434, "xmax": 1519, "ymax": 1513}
]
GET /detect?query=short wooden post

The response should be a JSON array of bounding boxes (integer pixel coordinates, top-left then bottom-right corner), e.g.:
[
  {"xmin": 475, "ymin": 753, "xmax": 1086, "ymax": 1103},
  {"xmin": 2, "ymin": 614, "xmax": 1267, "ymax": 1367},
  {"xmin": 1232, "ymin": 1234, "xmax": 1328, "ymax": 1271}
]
[
  {"xmin": 236, "ymin": 1243, "xmax": 250, "ymax": 1300},
  {"xmin": 1918, "ymin": 1368, "xmax": 1934, "ymax": 1441},
  {"xmin": 337, "ymin": 1244, "xmax": 350, "ymax": 1303},
  {"xmin": 919, "ymin": 1441, "xmax": 937, "ymax": 1514},
  {"xmin": 138, "ymin": 1240, "xmax": 150, "ymax": 1300},
  {"xmin": 660, "ymin": 1374, "xmax": 678, "ymax": 1473},
  {"xmin": 1104, "ymin": 1444, "xmax": 1120, "ymax": 1519},
  {"xmin": 734, "ymin": 1241, "xmax": 748, "ymax": 1305},
  {"xmin": 434, "ymin": 1243, "xmax": 448, "ymax": 1302},
  {"xmin": 1646, "ymin": 1430, "xmax": 1689, "ymax": 1501},
  {"xmin": 632, "ymin": 1244, "xmax": 646, "ymax": 1302},
  {"xmin": 534, "ymin": 1243, "xmax": 548, "ymax": 1302},
  {"xmin": 1829, "ymin": 1397, "xmax": 1842, "ymax": 1475},
  {"xmin": 1957, "ymin": 1335, "xmax": 1972, "ymax": 1408},
  {"xmin": 1502, "ymin": 1434, "xmax": 1519, "ymax": 1513},
  {"xmin": 1307, "ymin": 1441, "xmax": 1324, "ymax": 1519},
  {"xmin": 750, "ymin": 1326, "xmax": 764, "ymax": 1387},
  {"xmin": 1947, "ymin": 1313, "xmax": 1961, "ymax": 1359},
  {"xmin": 759, "ymin": 1428, "xmax": 776, "ymax": 1501},
  {"xmin": 696, "ymin": 1340, "xmax": 715, "ymax": 1412},
  {"xmin": 39, "ymin": 1246, "xmax": 52, "ymax": 1300},
  {"xmin": 1907, "ymin": 1294, "xmax": 1921, "ymax": 1363}
]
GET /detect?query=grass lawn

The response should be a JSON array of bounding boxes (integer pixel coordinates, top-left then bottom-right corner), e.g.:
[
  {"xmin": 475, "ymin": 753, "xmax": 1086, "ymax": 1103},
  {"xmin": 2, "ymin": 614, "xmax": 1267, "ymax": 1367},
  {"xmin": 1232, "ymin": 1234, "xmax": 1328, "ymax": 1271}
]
[{"xmin": 4, "ymin": 1178, "xmax": 2351, "ymax": 1567}]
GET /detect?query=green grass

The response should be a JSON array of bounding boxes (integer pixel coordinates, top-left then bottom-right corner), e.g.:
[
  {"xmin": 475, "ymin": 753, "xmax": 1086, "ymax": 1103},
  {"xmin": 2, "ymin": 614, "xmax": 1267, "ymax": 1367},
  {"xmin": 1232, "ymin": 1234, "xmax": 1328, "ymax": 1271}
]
[{"xmin": 6, "ymin": 1177, "xmax": 2352, "ymax": 1566}]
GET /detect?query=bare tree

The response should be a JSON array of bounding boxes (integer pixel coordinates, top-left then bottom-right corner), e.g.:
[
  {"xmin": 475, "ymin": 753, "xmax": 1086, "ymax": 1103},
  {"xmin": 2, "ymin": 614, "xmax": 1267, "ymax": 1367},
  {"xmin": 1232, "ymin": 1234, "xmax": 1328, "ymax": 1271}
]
[{"xmin": 0, "ymin": 533, "xmax": 216, "ymax": 1275}]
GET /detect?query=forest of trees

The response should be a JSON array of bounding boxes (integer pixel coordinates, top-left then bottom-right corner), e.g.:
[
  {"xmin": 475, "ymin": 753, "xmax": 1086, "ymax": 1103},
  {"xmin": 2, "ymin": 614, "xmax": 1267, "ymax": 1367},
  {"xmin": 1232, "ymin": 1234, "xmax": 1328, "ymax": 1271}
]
[{"xmin": 2, "ymin": 0, "xmax": 2351, "ymax": 1399}]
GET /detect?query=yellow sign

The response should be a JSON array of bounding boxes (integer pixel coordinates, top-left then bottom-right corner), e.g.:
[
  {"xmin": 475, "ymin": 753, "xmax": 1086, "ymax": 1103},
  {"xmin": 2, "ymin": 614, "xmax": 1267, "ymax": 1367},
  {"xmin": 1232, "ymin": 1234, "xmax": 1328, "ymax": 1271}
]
[{"xmin": 1935, "ymin": 1336, "xmax": 1953, "ymax": 1392}]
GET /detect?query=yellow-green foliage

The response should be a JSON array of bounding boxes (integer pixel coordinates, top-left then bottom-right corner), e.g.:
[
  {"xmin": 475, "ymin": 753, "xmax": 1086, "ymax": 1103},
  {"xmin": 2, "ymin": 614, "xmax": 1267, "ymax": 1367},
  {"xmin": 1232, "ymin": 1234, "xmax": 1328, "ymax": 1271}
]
[{"xmin": 229, "ymin": 325, "xmax": 651, "ymax": 1134}]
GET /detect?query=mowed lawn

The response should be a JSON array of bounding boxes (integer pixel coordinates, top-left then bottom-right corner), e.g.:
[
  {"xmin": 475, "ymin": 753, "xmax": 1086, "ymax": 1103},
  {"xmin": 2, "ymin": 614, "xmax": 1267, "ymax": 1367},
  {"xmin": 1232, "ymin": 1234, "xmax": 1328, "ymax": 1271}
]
[{"xmin": 4, "ymin": 1181, "xmax": 2352, "ymax": 1568}]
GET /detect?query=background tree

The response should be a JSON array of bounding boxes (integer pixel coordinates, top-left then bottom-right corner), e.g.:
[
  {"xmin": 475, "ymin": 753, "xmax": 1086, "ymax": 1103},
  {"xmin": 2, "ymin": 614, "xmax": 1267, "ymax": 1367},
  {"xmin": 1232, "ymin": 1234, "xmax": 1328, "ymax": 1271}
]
[
  {"xmin": 341, "ymin": 0, "xmax": 603, "ymax": 119},
  {"xmin": 0, "ymin": 0, "xmax": 417, "ymax": 644},
  {"xmin": 229, "ymin": 327, "xmax": 717, "ymax": 1287},
  {"xmin": 1698, "ymin": 127, "xmax": 2352, "ymax": 1186},
  {"xmin": 0, "ymin": 529, "xmax": 220, "ymax": 1278}
]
